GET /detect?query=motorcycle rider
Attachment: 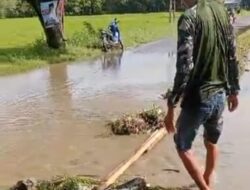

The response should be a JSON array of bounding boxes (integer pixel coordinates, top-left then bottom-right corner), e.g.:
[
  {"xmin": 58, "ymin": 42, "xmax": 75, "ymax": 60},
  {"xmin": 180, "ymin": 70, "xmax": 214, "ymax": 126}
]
[
  {"xmin": 109, "ymin": 18, "xmax": 120, "ymax": 42},
  {"xmin": 228, "ymin": 7, "xmax": 236, "ymax": 24}
]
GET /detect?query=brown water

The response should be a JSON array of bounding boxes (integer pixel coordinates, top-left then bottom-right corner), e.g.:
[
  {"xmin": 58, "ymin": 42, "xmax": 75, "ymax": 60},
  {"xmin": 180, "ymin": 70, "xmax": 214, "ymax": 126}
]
[
  {"xmin": 1, "ymin": 21, "xmax": 250, "ymax": 189},
  {"xmin": 0, "ymin": 39, "xmax": 177, "ymax": 187},
  {"xmin": 121, "ymin": 70, "xmax": 250, "ymax": 190}
]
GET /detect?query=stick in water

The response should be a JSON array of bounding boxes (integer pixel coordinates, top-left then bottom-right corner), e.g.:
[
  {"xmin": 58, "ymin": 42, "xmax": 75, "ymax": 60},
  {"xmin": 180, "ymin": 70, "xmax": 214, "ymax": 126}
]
[{"xmin": 97, "ymin": 128, "xmax": 167, "ymax": 190}]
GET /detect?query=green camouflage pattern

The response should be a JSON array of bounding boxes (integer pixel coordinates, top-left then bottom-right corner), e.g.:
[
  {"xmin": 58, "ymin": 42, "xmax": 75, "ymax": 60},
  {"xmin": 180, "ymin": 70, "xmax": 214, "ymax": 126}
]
[{"xmin": 168, "ymin": 0, "xmax": 240, "ymax": 107}]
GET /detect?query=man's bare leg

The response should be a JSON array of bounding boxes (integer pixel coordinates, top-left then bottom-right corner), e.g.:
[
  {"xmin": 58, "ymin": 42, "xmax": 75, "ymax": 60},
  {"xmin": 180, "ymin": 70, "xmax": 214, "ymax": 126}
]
[
  {"xmin": 203, "ymin": 140, "xmax": 219, "ymax": 187},
  {"xmin": 178, "ymin": 150, "xmax": 211, "ymax": 190}
]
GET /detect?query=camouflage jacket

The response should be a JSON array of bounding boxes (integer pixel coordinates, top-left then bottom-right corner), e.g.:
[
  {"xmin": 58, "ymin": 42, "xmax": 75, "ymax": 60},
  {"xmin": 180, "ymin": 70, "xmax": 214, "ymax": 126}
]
[{"xmin": 168, "ymin": 4, "xmax": 240, "ymax": 107}]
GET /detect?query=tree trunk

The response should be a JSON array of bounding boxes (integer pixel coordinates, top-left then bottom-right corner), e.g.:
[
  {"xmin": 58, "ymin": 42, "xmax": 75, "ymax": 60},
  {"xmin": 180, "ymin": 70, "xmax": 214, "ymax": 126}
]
[{"xmin": 26, "ymin": 0, "xmax": 65, "ymax": 49}]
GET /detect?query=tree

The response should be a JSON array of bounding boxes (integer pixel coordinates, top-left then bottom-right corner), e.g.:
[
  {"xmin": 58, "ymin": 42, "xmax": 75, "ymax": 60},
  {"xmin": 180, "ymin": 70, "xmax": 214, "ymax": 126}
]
[
  {"xmin": 0, "ymin": 0, "xmax": 17, "ymax": 18},
  {"xmin": 241, "ymin": 0, "xmax": 250, "ymax": 9},
  {"xmin": 65, "ymin": 0, "xmax": 81, "ymax": 15},
  {"xmin": 15, "ymin": 0, "xmax": 36, "ymax": 17},
  {"xmin": 26, "ymin": 0, "xmax": 65, "ymax": 48}
]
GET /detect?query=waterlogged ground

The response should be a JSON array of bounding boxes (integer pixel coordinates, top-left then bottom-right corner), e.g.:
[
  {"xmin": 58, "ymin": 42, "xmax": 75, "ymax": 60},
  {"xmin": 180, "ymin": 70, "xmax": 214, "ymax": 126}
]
[
  {"xmin": 0, "ymin": 39, "xmax": 177, "ymax": 187},
  {"xmin": 1, "ymin": 17, "xmax": 250, "ymax": 190}
]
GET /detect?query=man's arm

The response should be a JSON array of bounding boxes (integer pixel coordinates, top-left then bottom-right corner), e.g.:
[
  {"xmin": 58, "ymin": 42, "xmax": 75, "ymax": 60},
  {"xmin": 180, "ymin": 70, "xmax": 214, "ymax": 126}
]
[
  {"xmin": 167, "ymin": 15, "xmax": 194, "ymax": 108},
  {"xmin": 227, "ymin": 23, "xmax": 240, "ymax": 96},
  {"xmin": 226, "ymin": 22, "xmax": 240, "ymax": 112}
]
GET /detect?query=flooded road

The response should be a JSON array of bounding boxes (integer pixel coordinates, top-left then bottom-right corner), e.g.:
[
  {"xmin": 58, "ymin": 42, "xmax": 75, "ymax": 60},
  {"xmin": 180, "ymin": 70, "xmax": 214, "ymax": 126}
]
[
  {"xmin": 121, "ymin": 68, "xmax": 250, "ymax": 190},
  {"xmin": 1, "ymin": 17, "xmax": 250, "ymax": 189},
  {"xmin": 0, "ymin": 39, "xmax": 177, "ymax": 186}
]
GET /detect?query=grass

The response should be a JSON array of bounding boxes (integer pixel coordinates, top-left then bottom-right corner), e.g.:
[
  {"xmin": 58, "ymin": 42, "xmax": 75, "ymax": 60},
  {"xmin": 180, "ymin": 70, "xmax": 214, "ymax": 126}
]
[
  {"xmin": 1, "ymin": 11, "xmax": 249, "ymax": 76},
  {"xmin": 239, "ymin": 9, "xmax": 250, "ymax": 16},
  {"xmin": 237, "ymin": 29, "xmax": 250, "ymax": 72},
  {"xmin": 0, "ymin": 13, "xmax": 179, "ymax": 75}
]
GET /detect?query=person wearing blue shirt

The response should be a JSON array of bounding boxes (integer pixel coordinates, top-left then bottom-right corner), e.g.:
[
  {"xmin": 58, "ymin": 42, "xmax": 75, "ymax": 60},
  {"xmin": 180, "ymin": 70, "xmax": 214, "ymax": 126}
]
[{"xmin": 109, "ymin": 18, "xmax": 120, "ymax": 42}]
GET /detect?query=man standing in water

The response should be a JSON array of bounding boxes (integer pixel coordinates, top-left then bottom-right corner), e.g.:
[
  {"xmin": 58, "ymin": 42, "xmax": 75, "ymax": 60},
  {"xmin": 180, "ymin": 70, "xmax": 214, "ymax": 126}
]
[{"xmin": 164, "ymin": 0, "xmax": 240, "ymax": 189}]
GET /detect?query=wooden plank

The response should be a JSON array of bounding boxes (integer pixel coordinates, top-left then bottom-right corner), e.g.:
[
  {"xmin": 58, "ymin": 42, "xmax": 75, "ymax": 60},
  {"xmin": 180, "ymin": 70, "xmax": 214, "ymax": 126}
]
[{"xmin": 98, "ymin": 128, "xmax": 167, "ymax": 190}]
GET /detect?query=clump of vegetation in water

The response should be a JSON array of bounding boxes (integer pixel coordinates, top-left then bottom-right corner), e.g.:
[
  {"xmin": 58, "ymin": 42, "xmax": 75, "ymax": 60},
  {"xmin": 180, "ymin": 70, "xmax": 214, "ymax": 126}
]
[
  {"xmin": 107, "ymin": 106, "xmax": 165, "ymax": 135},
  {"xmin": 11, "ymin": 176, "xmax": 100, "ymax": 190},
  {"xmin": 11, "ymin": 177, "xmax": 189, "ymax": 190}
]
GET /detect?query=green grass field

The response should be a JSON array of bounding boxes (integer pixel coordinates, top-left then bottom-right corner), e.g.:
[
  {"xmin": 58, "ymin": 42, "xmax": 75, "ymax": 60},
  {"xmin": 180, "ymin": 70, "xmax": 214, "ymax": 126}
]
[
  {"xmin": 1, "ymin": 11, "xmax": 250, "ymax": 76},
  {"xmin": 0, "ymin": 13, "xmax": 178, "ymax": 75},
  {"xmin": 240, "ymin": 9, "xmax": 250, "ymax": 16}
]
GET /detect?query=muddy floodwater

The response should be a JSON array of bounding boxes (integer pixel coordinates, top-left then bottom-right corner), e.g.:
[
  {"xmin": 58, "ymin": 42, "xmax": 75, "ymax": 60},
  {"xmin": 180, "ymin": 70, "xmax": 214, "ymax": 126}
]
[
  {"xmin": 1, "ymin": 25, "xmax": 250, "ymax": 189},
  {"xmin": 0, "ymin": 39, "xmax": 177, "ymax": 187}
]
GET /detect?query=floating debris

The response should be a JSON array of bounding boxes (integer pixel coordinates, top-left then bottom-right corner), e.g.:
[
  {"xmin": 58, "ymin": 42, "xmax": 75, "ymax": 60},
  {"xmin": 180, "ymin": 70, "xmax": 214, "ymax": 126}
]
[
  {"xmin": 107, "ymin": 106, "xmax": 165, "ymax": 135},
  {"xmin": 11, "ymin": 176, "xmax": 100, "ymax": 190},
  {"xmin": 11, "ymin": 177, "xmax": 189, "ymax": 190},
  {"xmin": 107, "ymin": 177, "xmax": 147, "ymax": 190}
]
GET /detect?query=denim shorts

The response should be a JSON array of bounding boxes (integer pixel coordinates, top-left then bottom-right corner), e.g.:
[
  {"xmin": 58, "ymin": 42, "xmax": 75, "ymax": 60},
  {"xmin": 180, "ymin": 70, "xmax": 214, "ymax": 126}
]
[{"xmin": 174, "ymin": 91, "xmax": 226, "ymax": 151}]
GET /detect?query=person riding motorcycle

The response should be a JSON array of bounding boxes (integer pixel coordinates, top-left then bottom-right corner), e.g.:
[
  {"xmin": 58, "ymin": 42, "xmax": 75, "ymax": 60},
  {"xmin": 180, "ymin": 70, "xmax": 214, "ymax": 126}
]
[
  {"xmin": 108, "ymin": 18, "xmax": 120, "ymax": 42},
  {"xmin": 101, "ymin": 18, "xmax": 123, "ymax": 51},
  {"xmin": 228, "ymin": 7, "xmax": 236, "ymax": 24}
]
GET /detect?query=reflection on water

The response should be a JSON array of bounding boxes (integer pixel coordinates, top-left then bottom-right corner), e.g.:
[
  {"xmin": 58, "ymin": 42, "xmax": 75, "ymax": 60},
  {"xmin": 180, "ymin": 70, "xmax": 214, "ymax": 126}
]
[
  {"xmin": 48, "ymin": 64, "xmax": 73, "ymax": 120},
  {"xmin": 0, "ymin": 39, "xmax": 177, "ymax": 186},
  {"xmin": 102, "ymin": 51, "xmax": 123, "ymax": 71}
]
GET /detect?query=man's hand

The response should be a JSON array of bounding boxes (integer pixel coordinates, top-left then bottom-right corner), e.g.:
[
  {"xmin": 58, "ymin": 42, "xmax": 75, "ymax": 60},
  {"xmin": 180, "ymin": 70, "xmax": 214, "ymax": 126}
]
[
  {"xmin": 228, "ymin": 94, "xmax": 239, "ymax": 112},
  {"xmin": 164, "ymin": 107, "xmax": 175, "ymax": 133}
]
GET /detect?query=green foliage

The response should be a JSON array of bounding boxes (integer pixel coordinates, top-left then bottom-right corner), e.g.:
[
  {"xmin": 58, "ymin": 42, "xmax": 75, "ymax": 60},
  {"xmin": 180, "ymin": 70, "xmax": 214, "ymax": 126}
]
[
  {"xmin": 0, "ymin": 0, "xmax": 36, "ymax": 18},
  {"xmin": 0, "ymin": 0, "xmax": 17, "ymax": 18},
  {"xmin": 0, "ymin": 0, "xmax": 248, "ymax": 18},
  {"xmin": 240, "ymin": 9, "xmax": 250, "ymax": 16},
  {"xmin": 237, "ymin": 30, "xmax": 250, "ymax": 72},
  {"xmin": 69, "ymin": 21, "xmax": 102, "ymax": 48},
  {"xmin": 241, "ymin": 0, "xmax": 250, "ymax": 9},
  {"xmin": 15, "ymin": 0, "xmax": 36, "ymax": 17},
  {"xmin": 103, "ymin": 0, "xmax": 168, "ymax": 13},
  {"xmin": 71, "ymin": 0, "xmax": 170, "ymax": 14},
  {"xmin": 0, "ymin": 13, "xmax": 177, "ymax": 75},
  {"xmin": 0, "ymin": 0, "xmax": 171, "ymax": 18}
]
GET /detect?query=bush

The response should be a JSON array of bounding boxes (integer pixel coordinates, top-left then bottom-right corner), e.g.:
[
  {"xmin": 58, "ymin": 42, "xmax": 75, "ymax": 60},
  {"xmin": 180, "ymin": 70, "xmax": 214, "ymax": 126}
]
[{"xmin": 69, "ymin": 21, "xmax": 102, "ymax": 48}]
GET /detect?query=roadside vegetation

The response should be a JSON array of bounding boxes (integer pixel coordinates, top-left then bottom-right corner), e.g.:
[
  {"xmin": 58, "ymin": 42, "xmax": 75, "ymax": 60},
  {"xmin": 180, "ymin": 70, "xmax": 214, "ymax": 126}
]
[
  {"xmin": 0, "ymin": 13, "xmax": 178, "ymax": 75},
  {"xmin": 0, "ymin": 10, "xmax": 250, "ymax": 76},
  {"xmin": 239, "ymin": 9, "xmax": 250, "ymax": 16},
  {"xmin": 237, "ymin": 29, "xmax": 250, "ymax": 72}
]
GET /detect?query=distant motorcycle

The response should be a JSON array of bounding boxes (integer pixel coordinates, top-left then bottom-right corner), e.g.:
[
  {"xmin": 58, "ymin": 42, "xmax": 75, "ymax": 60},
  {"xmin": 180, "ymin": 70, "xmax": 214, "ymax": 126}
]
[
  {"xmin": 228, "ymin": 8, "xmax": 236, "ymax": 24},
  {"xmin": 101, "ymin": 30, "xmax": 124, "ymax": 52},
  {"xmin": 229, "ymin": 13, "xmax": 236, "ymax": 24}
]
